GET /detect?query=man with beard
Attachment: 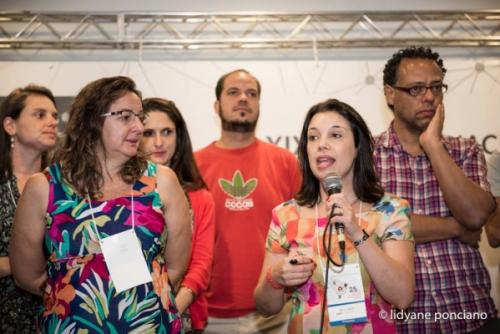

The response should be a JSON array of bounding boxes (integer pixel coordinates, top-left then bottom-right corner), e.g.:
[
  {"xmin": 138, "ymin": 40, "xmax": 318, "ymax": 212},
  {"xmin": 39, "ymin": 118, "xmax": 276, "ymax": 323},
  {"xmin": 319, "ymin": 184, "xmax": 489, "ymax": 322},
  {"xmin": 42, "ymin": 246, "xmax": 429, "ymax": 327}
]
[
  {"xmin": 374, "ymin": 47, "xmax": 499, "ymax": 333},
  {"xmin": 195, "ymin": 69, "xmax": 301, "ymax": 334}
]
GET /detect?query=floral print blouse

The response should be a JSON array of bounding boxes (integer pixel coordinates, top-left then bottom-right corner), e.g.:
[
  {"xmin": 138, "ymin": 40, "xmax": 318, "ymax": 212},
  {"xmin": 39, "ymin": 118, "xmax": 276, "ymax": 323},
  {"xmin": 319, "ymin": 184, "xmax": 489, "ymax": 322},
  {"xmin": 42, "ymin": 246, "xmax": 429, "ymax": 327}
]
[{"xmin": 267, "ymin": 193, "xmax": 413, "ymax": 334}]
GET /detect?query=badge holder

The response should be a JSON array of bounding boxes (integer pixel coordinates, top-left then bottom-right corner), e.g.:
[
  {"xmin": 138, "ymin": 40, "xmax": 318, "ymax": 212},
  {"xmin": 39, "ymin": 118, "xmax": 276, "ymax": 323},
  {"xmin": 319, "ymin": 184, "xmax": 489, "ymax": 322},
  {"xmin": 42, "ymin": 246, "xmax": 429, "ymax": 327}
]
[
  {"xmin": 316, "ymin": 202, "xmax": 368, "ymax": 330},
  {"xmin": 88, "ymin": 190, "xmax": 152, "ymax": 293},
  {"xmin": 99, "ymin": 229, "xmax": 152, "ymax": 293},
  {"xmin": 324, "ymin": 262, "xmax": 368, "ymax": 326}
]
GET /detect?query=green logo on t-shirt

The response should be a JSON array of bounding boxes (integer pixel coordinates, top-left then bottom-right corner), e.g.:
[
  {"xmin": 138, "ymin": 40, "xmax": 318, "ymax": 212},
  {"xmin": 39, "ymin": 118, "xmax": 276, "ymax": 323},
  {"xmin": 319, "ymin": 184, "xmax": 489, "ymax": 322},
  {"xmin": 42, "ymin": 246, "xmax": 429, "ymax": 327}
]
[{"xmin": 219, "ymin": 170, "xmax": 258, "ymax": 211}]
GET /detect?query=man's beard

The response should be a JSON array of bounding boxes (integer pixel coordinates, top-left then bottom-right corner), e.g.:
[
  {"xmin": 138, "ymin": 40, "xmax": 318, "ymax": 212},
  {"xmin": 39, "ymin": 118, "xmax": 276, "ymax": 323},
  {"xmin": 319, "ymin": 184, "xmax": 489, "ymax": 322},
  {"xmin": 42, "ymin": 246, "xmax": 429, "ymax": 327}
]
[
  {"xmin": 397, "ymin": 111, "xmax": 431, "ymax": 134},
  {"xmin": 220, "ymin": 112, "xmax": 258, "ymax": 133}
]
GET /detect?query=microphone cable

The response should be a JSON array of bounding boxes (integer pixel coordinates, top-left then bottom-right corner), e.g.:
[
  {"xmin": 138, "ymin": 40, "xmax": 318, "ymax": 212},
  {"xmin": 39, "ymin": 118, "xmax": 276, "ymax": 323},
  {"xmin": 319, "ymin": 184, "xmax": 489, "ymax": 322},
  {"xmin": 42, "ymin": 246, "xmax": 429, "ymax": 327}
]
[
  {"xmin": 324, "ymin": 204, "xmax": 346, "ymax": 267},
  {"xmin": 319, "ymin": 205, "xmax": 346, "ymax": 334}
]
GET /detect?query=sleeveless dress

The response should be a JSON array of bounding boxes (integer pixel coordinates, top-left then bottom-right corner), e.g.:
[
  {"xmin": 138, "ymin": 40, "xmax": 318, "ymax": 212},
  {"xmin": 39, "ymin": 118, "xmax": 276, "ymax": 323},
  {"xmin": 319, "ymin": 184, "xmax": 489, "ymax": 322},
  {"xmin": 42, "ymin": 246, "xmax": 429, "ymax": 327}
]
[{"xmin": 40, "ymin": 162, "xmax": 182, "ymax": 333}]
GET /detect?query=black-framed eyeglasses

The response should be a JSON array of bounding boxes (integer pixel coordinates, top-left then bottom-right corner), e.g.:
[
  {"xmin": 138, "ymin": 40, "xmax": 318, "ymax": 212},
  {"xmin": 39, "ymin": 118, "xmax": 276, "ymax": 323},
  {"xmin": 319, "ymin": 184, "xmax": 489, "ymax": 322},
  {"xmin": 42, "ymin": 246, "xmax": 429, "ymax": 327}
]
[
  {"xmin": 392, "ymin": 84, "xmax": 448, "ymax": 97},
  {"xmin": 101, "ymin": 109, "xmax": 147, "ymax": 123}
]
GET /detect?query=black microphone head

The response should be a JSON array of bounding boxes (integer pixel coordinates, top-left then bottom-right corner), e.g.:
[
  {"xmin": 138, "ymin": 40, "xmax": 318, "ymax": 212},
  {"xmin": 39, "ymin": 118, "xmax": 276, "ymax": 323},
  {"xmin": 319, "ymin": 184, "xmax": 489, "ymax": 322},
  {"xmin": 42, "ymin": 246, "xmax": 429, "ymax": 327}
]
[{"xmin": 322, "ymin": 173, "xmax": 342, "ymax": 195}]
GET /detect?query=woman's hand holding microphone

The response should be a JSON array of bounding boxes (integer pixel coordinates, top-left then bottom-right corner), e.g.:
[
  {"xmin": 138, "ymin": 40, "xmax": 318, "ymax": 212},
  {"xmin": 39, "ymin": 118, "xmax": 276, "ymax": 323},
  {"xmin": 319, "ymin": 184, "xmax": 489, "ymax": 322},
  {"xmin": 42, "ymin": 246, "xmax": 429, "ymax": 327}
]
[{"xmin": 325, "ymin": 193, "xmax": 364, "ymax": 242}]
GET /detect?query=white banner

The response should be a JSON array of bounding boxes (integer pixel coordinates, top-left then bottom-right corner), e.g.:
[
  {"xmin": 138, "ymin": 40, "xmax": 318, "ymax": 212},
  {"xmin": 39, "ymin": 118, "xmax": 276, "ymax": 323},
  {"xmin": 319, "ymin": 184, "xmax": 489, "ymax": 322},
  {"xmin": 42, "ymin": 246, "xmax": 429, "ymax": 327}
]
[{"xmin": 1, "ymin": 59, "xmax": 498, "ymax": 154}]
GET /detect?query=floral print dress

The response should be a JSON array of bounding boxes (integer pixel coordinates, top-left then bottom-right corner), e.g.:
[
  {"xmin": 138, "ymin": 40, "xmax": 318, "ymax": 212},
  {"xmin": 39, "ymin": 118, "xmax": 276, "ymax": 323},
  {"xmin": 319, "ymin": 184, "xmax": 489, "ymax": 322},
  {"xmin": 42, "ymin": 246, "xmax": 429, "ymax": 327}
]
[
  {"xmin": 40, "ymin": 162, "xmax": 182, "ymax": 333},
  {"xmin": 267, "ymin": 194, "xmax": 413, "ymax": 334}
]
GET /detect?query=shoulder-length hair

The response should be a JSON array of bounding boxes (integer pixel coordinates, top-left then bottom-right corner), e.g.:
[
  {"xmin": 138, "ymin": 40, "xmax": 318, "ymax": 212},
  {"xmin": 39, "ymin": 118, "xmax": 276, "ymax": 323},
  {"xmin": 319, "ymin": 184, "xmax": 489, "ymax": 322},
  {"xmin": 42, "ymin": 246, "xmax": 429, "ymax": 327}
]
[
  {"xmin": 142, "ymin": 97, "xmax": 206, "ymax": 191},
  {"xmin": 0, "ymin": 85, "xmax": 57, "ymax": 182},
  {"xmin": 53, "ymin": 76, "xmax": 146, "ymax": 199},
  {"xmin": 295, "ymin": 98, "xmax": 384, "ymax": 207}
]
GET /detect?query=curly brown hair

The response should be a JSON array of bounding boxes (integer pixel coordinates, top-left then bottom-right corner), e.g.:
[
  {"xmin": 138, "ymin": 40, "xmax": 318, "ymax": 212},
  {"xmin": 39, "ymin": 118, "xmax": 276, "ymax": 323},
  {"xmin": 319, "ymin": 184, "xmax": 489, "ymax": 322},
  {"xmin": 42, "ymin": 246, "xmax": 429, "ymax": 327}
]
[
  {"xmin": 54, "ymin": 76, "xmax": 147, "ymax": 199},
  {"xmin": 383, "ymin": 46, "xmax": 447, "ymax": 111}
]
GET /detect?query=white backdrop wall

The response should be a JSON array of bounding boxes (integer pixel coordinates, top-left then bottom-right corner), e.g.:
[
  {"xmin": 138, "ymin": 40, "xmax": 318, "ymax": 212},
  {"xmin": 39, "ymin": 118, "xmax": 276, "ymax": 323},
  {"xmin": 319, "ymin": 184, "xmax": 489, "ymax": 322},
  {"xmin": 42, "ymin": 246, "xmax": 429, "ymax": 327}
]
[
  {"xmin": 1, "ymin": 59, "xmax": 498, "ymax": 152},
  {"xmin": 0, "ymin": 57, "xmax": 499, "ymax": 309}
]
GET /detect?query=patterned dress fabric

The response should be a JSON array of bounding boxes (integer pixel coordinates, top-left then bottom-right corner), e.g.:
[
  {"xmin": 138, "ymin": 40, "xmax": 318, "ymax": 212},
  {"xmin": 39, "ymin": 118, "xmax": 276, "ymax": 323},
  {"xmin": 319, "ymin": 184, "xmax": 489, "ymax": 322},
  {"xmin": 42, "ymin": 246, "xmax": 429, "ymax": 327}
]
[
  {"xmin": 0, "ymin": 176, "xmax": 41, "ymax": 333},
  {"xmin": 267, "ymin": 194, "xmax": 413, "ymax": 334},
  {"xmin": 40, "ymin": 162, "xmax": 182, "ymax": 333}
]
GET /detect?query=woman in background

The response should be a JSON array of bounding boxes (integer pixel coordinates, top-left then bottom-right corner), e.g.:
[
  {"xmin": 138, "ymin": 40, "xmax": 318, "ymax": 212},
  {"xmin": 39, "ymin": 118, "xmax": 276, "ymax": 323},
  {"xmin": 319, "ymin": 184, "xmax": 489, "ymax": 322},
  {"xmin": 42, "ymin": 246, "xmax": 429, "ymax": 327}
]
[
  {"xmin": 254, "ymin": 99, "xmax": 414, "ymax": 334},
  {"xmin": 0, "ymin": 85, "xmax": 58, "ymax": 333},
  {"xmin": 140, "ymin": 97, "xmax": 215, "ymax": 334},
  {"xmin": 10, "ymin": 76, "xmax": 191, "ymax": 333}
]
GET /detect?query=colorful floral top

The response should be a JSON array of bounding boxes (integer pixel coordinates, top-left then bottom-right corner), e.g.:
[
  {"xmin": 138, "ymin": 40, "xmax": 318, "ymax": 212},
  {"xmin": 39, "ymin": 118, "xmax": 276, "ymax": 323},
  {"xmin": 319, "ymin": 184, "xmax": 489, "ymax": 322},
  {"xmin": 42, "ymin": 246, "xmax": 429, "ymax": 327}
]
[
  {"xmin": 267, "ymin": 194, "xmax": 413, "ymax": 334},
  {"xmin": 40, "ymin": 162, "xmax": 182, "ymax": 333},
  {"xmin": 0, "ymin": 176, "xmax": 41, "ymax": 334}
]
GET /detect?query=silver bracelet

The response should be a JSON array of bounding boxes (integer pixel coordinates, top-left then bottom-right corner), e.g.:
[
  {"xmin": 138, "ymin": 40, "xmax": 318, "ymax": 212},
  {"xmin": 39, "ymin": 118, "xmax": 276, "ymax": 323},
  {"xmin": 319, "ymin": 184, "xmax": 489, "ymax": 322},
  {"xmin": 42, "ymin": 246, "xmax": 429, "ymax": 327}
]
[{"xmin": 353, "ymin": 229, "xmax": 369, "ymax": 247}]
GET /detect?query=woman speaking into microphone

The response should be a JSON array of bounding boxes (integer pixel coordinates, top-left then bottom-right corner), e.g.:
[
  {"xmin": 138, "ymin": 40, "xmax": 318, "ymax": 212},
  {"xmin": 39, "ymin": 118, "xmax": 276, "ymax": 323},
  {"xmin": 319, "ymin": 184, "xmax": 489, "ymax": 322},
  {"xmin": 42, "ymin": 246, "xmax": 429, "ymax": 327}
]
[{"xmin": 254, "ymin": 99, "xmax": 414, "ymax": 334}]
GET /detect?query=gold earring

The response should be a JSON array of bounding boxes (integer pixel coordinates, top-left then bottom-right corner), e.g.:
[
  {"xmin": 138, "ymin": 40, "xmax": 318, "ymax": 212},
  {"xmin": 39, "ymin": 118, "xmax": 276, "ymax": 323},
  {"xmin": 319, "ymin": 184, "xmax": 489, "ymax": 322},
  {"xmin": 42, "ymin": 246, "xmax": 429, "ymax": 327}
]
[{"xmin": 10, "ymin": 136, "xmax": 14, "ymax": 149}]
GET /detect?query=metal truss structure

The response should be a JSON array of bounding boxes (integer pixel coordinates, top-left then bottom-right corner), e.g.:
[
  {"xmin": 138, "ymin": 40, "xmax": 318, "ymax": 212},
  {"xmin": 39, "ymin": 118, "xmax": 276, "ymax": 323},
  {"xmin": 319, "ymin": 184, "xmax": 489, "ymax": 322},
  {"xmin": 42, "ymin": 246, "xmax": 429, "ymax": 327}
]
[{"xmin": 0, "ymin": 10, "xmax": 499, "ymax": 51}]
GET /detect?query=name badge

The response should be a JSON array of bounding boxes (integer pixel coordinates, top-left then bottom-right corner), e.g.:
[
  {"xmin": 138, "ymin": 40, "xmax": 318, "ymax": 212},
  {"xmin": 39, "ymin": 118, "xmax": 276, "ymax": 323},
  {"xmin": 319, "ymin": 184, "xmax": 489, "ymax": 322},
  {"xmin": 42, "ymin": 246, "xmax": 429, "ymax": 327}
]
[
  {"xmin": 324, "ymin": 263, "xmax": 368, "ymax": 326},
  {"xmin": 100, "ymin": 229, "xmax": 152, "ymax": 293}
]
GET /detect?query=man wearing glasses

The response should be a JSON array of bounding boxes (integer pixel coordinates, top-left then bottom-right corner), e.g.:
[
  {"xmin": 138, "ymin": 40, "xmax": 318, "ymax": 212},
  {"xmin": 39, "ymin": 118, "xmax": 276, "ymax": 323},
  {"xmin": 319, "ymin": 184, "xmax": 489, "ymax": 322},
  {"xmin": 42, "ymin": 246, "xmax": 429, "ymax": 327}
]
[{"xmin": 374, "ymin": 46, "xmax": 498, "ymax": 333}]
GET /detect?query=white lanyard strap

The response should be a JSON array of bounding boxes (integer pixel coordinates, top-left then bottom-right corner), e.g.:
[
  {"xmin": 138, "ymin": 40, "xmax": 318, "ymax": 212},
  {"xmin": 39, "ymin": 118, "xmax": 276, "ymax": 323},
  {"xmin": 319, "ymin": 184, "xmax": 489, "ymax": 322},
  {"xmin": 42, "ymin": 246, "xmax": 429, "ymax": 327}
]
[{"xmin": 87, "ymin": 186, "xmax": 135, "ymax": 242}]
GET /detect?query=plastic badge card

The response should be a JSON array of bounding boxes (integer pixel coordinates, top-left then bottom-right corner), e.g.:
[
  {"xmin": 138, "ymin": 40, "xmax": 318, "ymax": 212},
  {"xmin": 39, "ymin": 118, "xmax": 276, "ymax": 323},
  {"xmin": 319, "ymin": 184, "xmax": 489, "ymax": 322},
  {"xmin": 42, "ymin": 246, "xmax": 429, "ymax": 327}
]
[
  {"xmin": 100, "ymin": 229, "xmax": 152, "ymax": 293},
  {"xmin": 325, "ymin": 263, "xmax": 368, "ymax": 326}
]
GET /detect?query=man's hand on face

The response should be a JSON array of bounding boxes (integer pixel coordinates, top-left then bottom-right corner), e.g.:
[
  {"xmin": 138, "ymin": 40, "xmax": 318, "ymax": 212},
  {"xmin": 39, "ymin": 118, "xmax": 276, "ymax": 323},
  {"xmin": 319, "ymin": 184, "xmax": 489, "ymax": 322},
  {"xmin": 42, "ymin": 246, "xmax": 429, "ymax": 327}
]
[{"xmin": 419, "ymin": 103, "xmax": 445, "ymax": 152}]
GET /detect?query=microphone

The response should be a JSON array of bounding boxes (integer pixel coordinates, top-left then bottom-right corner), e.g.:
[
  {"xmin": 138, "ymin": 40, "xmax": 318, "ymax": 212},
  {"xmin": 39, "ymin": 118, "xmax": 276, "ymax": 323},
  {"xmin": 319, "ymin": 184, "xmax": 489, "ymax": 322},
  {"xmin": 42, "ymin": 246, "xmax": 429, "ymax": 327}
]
[
  {"xmin": 321, "ymin": 173, "xmax": 346, "ymax": 256},
  {"xmin": 322, "ymin": 173, "xmax": 342, "ymax": 197}
]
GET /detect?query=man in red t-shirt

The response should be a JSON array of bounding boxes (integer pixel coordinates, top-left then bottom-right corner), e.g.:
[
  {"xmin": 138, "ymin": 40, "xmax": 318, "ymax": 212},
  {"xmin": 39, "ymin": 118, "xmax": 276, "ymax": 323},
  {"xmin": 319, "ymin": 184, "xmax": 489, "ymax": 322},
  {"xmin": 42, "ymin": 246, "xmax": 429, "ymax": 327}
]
[{"xmin": 195, "ymin": 69, "xmax": 301, "ymax": 334}]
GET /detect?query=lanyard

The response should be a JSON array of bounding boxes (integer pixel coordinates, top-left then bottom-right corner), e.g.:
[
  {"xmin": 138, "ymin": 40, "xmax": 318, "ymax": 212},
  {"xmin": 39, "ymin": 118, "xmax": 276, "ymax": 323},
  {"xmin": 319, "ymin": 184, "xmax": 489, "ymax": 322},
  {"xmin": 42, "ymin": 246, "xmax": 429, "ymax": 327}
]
[
  {"xmin": 86, "ymin": 186, "xmax": 153, "ymax": 293},
  {"xmin": 87, "ymin": 187, "xmax": 135, "ymax": 242}
]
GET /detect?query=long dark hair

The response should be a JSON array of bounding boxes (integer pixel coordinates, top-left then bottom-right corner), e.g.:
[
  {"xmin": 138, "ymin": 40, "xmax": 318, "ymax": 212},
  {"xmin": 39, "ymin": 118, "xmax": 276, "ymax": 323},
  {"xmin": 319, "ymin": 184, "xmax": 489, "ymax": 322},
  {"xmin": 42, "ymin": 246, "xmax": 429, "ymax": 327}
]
[
  {"xmin": 0, "ymin": 85, "xmax": 57, "ymax": 182},
  {"xmin": 142, "ymin": 98, "xmax": 206, "ymax": 191},
  {"xmin": 295, "ymin": 98, "xmax": 384, "ymax": 207},
  {"xmin": 53, "ymin": 76, "xmax": 147, "ymax": 199}
]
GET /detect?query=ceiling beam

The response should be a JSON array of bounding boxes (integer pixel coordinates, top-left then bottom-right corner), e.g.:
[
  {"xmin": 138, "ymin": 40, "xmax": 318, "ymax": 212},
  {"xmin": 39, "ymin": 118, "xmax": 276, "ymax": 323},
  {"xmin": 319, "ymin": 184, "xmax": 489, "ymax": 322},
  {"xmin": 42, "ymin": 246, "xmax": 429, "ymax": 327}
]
[{"xmin": 0, "ymin": 10, "xmax": 499, "ymax": 50}]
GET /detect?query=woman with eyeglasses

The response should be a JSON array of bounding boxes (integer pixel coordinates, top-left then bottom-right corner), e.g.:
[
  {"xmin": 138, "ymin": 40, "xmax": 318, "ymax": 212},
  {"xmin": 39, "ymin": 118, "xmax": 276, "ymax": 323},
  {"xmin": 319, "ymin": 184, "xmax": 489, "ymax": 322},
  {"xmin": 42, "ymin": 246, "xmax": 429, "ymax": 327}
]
[
  {"xmin": 9, "ymin": 76, "xmax": 191, "ymax": 333},
  {"xmin": 140, "ymin": 97, "xmax": 215, "ymax": 334},
  {"xmin": 254, "ymin": 99, "xmax": 415, "ymax": 334},
  {"xmin": 0, "ymin": 85, "xmax": 58, "ymax": 334}
]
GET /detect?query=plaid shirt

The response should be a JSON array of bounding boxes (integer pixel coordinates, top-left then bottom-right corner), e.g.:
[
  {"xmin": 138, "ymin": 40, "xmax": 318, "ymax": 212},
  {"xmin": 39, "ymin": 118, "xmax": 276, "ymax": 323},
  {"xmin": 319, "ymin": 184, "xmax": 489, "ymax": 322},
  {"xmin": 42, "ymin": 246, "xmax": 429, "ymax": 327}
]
[{"xmin": 374, "ymin": 123, "xmax": 497, "ymax": 334}]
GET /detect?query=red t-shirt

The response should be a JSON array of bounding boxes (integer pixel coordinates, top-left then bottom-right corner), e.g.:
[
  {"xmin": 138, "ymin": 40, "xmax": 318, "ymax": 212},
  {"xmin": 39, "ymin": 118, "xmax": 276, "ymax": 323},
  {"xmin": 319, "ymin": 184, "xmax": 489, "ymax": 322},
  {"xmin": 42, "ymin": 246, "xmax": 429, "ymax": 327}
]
[{"xmin": 195, "ymin": 139, "xmax": 301, "ymax": 317}]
